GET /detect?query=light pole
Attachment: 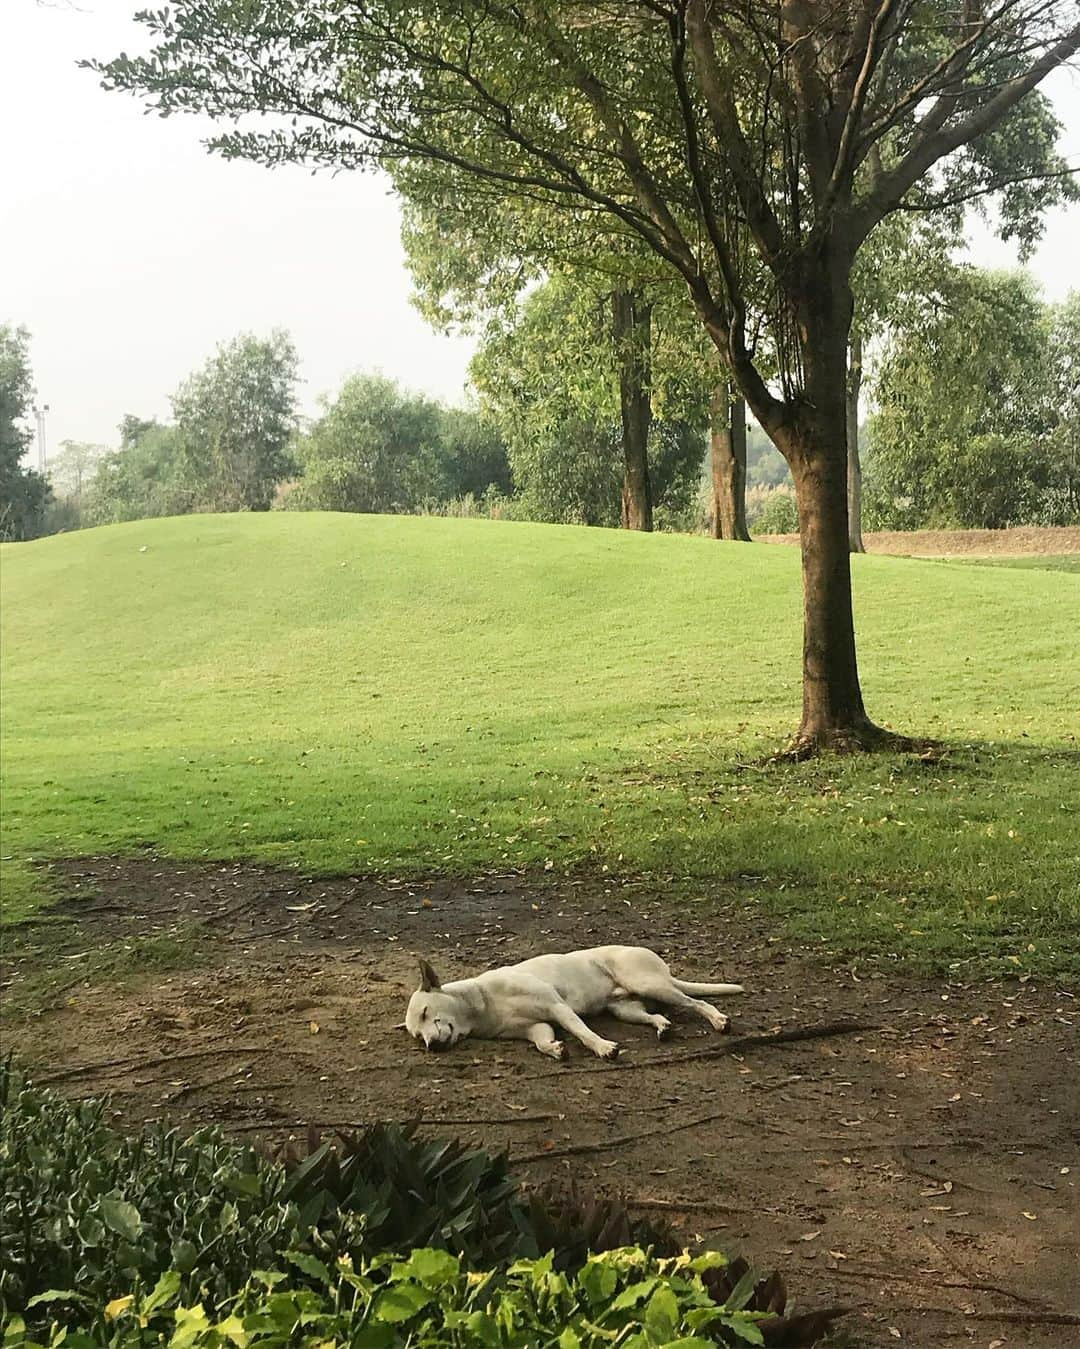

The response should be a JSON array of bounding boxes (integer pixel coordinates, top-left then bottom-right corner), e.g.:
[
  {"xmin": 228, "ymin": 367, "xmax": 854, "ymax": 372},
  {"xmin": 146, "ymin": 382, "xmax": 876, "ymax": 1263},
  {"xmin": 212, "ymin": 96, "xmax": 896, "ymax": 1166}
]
[{"xmin": 33, "ymin": 403, "xmax": 50, "ymax": 473}]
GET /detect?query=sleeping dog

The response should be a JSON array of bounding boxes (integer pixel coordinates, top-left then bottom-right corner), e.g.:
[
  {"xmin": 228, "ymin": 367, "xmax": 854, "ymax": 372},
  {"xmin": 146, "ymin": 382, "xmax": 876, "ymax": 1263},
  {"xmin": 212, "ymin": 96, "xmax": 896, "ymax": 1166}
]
[{"xmin": 403, "ymin": 944, "xmax": 743, "ymax": 1060}]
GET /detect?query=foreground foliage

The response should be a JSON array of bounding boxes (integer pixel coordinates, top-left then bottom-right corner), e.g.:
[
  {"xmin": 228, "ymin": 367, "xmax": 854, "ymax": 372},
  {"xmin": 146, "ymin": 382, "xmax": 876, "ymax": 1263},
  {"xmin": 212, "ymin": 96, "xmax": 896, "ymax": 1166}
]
[
  {"xmin": 0, "ymin": 1070, "xmax": 527, "ymax": 1317},
  {"xmin": 0, "ymin": 1067, "xmax": 841, "ymax": 1346},
  {"xmin": 4, "ymin": 1248, "xmax": 779, "ymax": 1349}
]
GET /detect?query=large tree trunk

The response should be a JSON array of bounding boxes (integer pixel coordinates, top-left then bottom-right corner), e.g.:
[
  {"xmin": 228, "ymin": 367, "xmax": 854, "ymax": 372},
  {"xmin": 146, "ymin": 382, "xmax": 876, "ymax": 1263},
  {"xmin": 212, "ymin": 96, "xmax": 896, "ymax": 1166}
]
[
  {"xmin": 846, "ymin": 327, "xmax": 865, "ymax": 554},
  {"xmin": 709, "ymin": 384, "xmax": 751, "ymax": 541},
  {"xmin": 702, "ymin": 257, "xmax": 911, "ymax": 753},
  {"xmin": 767, "ymin": 273, "xmax": 893, "ymax": 754},
  {"xmin": 787, "ymin": 434, "xmax": 877, "ymax": 752},
  {"xmin": 612, "ymin": 290, "xmax": 653, "ymax": 531}
]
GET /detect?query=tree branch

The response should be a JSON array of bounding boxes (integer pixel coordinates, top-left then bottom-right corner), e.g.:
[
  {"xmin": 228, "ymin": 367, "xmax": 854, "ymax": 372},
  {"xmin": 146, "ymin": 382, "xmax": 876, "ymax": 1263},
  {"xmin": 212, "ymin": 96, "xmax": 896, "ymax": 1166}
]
[
  {"xmin": 529, "ymin": 13, "xmax": 703, "ymax": 278},
  {"xmin": 854, "ymin": 20, "xmax": 1080, "ymax": 241},
  {"xmin": 685, "ymin": 0, "xmax": 786, "ymax": 266},
  {"xmin": 825, "ymin": 0, "xmax": 905, "ymax": 208}
]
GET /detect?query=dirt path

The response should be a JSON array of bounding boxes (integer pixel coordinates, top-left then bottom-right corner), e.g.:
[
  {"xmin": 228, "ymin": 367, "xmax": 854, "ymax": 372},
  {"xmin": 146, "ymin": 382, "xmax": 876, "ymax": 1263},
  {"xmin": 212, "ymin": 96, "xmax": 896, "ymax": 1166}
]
[
  {"xmin": 4, "ymin": 858, "xmax": 1078, "ymax": 1348},
  {"xmin": 757, "ymin": 525, "xmax": 1080, "ymax": 557}
]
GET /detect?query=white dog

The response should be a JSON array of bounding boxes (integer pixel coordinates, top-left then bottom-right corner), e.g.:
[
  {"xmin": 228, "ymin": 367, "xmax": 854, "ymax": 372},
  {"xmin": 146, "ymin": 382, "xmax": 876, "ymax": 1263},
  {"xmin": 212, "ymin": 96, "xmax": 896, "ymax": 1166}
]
[{"xmin": 403, "ymin": 945, "xmax": 743, "ymax": 1060}]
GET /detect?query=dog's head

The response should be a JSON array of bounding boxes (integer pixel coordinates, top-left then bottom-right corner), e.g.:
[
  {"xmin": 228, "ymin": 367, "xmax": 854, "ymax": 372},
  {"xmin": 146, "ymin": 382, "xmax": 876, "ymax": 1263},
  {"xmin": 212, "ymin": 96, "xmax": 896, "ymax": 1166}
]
[{"xmin": 404, "ymin": 959, "xmax": 464, "ymax": 1051}]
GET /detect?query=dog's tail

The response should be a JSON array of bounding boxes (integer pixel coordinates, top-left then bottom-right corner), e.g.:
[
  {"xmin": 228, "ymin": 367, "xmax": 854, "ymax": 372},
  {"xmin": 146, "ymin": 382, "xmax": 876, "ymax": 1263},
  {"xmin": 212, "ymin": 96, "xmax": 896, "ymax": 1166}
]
[{"xmin": 672, "ymin": 978, "xmax": 744, "ymax": 996}]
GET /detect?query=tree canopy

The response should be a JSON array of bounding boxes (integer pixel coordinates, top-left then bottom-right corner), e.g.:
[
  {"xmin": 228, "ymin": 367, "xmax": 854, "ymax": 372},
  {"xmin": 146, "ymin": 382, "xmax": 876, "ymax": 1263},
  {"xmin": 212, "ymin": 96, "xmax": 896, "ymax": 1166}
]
[
  {"xmin": 470, "ymin": 275, "xmax": 705, "ymax": 527},
  {"xmin": 289, "ymin": 373, "xmax": 512, "ymax": 515},
  {"xmin": 868, "ymin": 273, "xmax": 1080, "ymax": 528},
  {"xmin": 172, "ymin": 331, "xmax": 300, "ymax": 512},
  {"xmin": 0, "ymin": 325, "xmax": 51, "ymax": 542}
]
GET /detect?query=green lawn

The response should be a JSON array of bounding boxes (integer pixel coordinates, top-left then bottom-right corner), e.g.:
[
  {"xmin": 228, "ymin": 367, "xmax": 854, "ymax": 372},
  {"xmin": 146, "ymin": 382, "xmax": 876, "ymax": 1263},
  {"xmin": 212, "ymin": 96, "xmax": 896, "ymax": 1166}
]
[{"xmin": 2, "ymin": 513, "xmax": 1078, "ymax": 977}]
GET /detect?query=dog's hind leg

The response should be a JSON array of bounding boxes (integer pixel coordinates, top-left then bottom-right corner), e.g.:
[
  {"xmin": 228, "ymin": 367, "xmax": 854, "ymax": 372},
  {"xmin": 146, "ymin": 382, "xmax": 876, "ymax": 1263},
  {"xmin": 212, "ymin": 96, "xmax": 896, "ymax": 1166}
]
[
  {"xmin": 548, "ymin": 1002, "xmax": 619, "ymax": 1059},
  {"xmin": 526, "ymin": 1023, "xmax": 567, "ymax": 1061},
  {"xmin": 629, "ymin": 979, "xmax": 731, "ymax": 1032},
  {"xmin": 606, "ymin": 998, "xmax": 672, "ymax": 1040},
  {"xmin": 671, "ymin": 978, "xmax": 743, "ymax": 996}
]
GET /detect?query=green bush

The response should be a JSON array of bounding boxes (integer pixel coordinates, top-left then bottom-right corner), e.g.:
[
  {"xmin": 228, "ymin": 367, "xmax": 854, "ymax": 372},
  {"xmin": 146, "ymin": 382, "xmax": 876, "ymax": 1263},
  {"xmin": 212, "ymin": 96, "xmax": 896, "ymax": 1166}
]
[
  {"xmin": 272, "ymin": 1125, "xmax": 529, "ymax": 1267},
  {"xmin": 0, "ymin": 1069, "xmax": 663, "ymax": 1321},
  {"xmin": 5, "ymin": 1247, "xmax": 776, "ymax": 1349},
  {"xmin": 0, "ymin": 1068, "xmax": 531, "ymax": 1320},
  {"xmin": 0, "ymin": 1066, "xmax": 842, "ymax": 1346},
  {"xmin": 749, "ymin": 489, "xmax": 799, "ymax": 535},
  {"xmin": 0, "ymin": 1064, "xmax": 306, "ymax": 1317}
]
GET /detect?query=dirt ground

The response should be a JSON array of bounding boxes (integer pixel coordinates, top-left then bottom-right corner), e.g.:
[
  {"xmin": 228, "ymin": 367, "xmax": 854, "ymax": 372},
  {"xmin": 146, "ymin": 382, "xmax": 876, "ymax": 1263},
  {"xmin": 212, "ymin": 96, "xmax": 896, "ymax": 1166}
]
[
  {"xmin": 4, "ymin": 858, "xmax": 1078, "ymax": 1348},
  {"xmin": 757, "ymin": 525, "xmax": 1080, "ymax": 557}
]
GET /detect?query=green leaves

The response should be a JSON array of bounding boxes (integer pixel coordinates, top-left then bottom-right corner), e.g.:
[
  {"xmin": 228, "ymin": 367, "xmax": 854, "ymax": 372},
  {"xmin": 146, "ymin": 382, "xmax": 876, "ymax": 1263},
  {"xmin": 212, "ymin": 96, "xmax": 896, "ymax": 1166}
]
[
  {"xmin": 98, "ymin": 1198, "xmax": 143, "ymax": 1243},
  {"xmin": 578, "ymin": 1258, "xmax": 619, "ymax": 1307},
  {"xmin": 392, "ymin": 1248, "xmax": 460, "ymax": 1290},
  {"xmin": 0, "ymin": 323, "xmax": 51, "ymax": 543},
  {"xmin": 0, "ymin": 1064, "xmax": 304, "ymax": 1323},
  {"xmin": 371, "ymin": 1280, "xmax": 434, "ymax": 1323},
  {"xmin": 867, "ymin": 265, "xmax": 1077, "ymax": 531},
  {"xmin": 1, "ymin": 1066, "xmax": 821, "ymax": 1347},
  {"xmin": 643, "ymin": 1283, "xmax": 680, "ymax": 1341}
]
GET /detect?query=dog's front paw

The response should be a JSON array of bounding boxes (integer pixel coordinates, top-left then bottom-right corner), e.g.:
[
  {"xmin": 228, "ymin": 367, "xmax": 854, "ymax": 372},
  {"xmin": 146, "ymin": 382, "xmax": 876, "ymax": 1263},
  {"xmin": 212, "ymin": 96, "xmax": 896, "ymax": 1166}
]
[
  {"xmin": 655, "ymin": 1016, "xmax": 673, "ymax": 1040},
  {"xmin": 595, "ymin": 1039, "xmax": 620, "ymax": 1060},
  {"xmin": 709, "ymin": 1011, "xmax": 730, "ymax": 1033}
]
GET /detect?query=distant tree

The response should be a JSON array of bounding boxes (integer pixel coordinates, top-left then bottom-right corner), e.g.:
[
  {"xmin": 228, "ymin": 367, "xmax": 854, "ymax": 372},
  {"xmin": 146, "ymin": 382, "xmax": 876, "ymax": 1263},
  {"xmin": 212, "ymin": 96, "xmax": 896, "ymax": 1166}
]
[
  {"xmin": 290, "ymin": 374, "xmax": 445, "ymax": 514},
  {"xmin": 745, "ymin": 426, "xmax": 791, "ymax": 491},
  {"xmin": 751, "ymin": 487, "xmax": 800, "ymax": 536},
  {"xmin": 49, "ymin": 440, "xmax": 108, "ymax": 504},
  {"xmin": 1044, "ymin": 292, "xmax": 1080, "ymax": 523},
  {"xmin": 649, "ymin": 419, "xmax": 708, "ymax": 530},
  {"xmin": 172, "ymin": 331, "xmax": 299, "ymax": 512},
  {"xmin": 867, "ymin": 269, "xmax": 1060, "ymax": 528},
  {"xmin": 84, "ymin": 419, "xmax": 192, "ymax": 525},
  {"xmin": 437, "ymin": 407, "xmax": 513, "ymax": 502},
  {"xmin": 400, "ymin": 181, "xmax": 676, "ymax": 533},
  {"xmin": 0, "ymin": 325, "xmax": 51, "ymax": 542},
  {"xmin": 472, "ymin": 276, "xmax": 704, "ymax": 528}
]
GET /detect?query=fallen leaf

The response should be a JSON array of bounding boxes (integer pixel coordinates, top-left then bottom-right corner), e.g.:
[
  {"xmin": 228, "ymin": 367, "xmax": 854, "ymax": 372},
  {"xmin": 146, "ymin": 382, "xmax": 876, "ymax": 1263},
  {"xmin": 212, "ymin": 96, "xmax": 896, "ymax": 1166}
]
[
  {"xmin": 888, "ymin": 1328, "xmax": 902, "ymax": 1339},
  {"xmin": 799, "ymin": 1230, "xmax": 821, "ymax": 1242},
  {"xmin": 308, "ymin": 1020, "xmax": 320, "ymax": 1034},
  {"xmin": 1022, "ymin": 1211, "xmax": 1037, "ymax": 1220}
]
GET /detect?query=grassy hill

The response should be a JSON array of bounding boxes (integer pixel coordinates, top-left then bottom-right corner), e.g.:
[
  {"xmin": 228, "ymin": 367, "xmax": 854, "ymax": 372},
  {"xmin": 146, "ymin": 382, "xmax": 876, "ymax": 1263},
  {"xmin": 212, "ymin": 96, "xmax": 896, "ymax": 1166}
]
[{"xmin": 2, "ymin": 513, "xmax": 1078, "ymax": 975}]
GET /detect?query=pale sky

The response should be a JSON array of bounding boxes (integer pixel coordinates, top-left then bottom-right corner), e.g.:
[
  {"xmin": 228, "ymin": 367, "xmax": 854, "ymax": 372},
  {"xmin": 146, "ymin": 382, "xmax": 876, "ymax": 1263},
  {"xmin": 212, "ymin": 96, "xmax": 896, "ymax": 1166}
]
[{"xmin": 2, "ymin": 0, "xmax": 1078, "ymax": 453}]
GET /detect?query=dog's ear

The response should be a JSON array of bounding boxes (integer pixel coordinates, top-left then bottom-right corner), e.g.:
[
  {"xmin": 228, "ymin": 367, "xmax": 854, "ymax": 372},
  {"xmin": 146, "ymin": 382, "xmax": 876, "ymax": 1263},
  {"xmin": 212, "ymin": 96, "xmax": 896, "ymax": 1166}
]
[{"xmin": 418, "ymin": 958, "xmax": 441, "ymax": 992}]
